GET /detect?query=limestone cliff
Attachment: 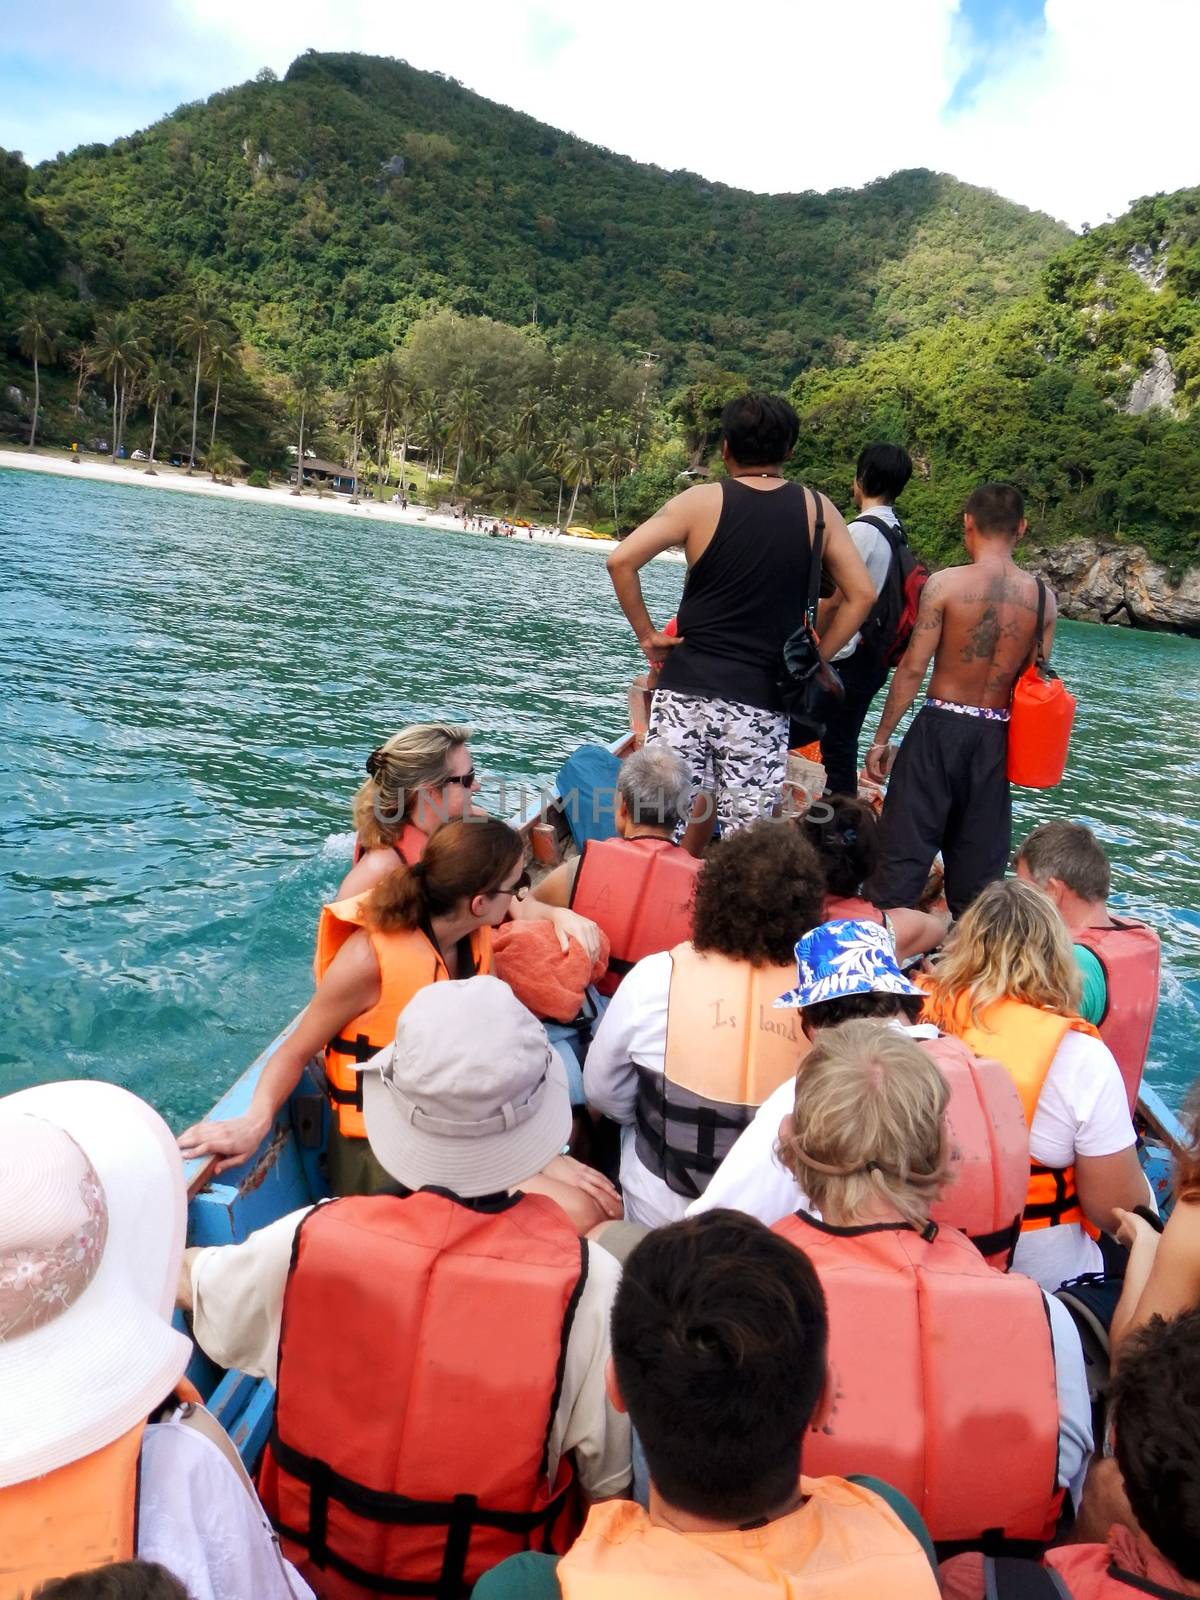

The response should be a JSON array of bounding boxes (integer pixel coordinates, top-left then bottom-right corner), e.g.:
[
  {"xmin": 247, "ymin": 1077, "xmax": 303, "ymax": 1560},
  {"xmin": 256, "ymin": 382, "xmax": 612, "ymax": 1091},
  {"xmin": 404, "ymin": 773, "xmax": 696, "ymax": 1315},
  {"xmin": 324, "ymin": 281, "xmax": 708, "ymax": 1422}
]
[{"xmin": 1029, "ymin": 540, "xmax": 1200, "ymax": 637}]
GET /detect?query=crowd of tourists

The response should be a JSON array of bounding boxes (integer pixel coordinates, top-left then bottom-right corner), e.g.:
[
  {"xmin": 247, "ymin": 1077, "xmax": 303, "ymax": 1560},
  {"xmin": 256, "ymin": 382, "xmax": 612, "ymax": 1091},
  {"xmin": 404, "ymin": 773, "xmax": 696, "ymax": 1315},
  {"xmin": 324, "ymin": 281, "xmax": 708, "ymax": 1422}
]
[{"xmin": 2, "ymin": 392, "xmax": 1185, "ymax": 1600}]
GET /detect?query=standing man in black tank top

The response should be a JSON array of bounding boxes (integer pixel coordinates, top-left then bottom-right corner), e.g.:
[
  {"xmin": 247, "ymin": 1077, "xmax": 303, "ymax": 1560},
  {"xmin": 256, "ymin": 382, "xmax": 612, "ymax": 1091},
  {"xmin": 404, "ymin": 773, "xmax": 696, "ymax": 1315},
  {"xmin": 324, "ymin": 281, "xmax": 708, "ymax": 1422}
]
[{"xmin": 607, "ymin": 394, "xmax": 875, "ymax": 840}]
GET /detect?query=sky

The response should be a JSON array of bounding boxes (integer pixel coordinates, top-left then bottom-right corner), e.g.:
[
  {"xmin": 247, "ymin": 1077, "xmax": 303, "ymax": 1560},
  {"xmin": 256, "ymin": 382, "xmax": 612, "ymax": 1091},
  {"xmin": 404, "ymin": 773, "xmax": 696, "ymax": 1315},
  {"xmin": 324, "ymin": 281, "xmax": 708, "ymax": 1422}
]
[{"xmin": 2, "ymin": 0, "xmax": 1197, "ymax": 230}]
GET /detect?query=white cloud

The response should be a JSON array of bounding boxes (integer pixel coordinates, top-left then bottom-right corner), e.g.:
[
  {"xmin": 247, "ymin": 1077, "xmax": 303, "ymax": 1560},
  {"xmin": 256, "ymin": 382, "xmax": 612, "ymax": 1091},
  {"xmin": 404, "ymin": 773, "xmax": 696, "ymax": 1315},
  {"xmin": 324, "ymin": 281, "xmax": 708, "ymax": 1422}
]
[{"xmin": 2, "ymin": 0, "xmax": 1198, "ymax": 227}]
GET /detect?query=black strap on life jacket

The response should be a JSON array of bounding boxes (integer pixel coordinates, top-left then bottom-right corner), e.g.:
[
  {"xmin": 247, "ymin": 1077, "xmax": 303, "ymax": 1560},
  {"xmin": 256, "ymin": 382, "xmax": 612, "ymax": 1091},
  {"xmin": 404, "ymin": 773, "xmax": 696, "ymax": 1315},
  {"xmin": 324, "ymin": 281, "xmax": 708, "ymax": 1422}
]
[
  {"xmin": 270, "ymin": 1226, "xmax": 587, "ymax": 1600},
  {"xmin": 1024, "ymin": 1164, "xmax": 1079, "ymax": 1227},
  {"xmin": 324, "ymin": 1032, "xmax": 380, "ymax": 1110},
  {"xmin": 983, "ymin": 1555, "xmax": 1072, "ymax": 1599},
  {"xmin": 633, "ymin": 1066, "xmax": 752, "ymax": 1199},
  {"xmin": 968, "ymin": 1214, "xmax": 1023, "ymax": 1269}
]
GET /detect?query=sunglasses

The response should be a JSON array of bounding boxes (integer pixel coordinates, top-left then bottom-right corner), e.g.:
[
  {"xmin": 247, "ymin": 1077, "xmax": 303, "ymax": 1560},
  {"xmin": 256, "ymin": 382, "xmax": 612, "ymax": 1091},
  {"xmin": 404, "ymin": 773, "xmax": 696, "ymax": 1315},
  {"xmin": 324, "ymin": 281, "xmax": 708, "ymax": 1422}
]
[
  {"xmin": 490, "ymin": 870, "xmax": 531, "ymax": 899},
  {"xmin": 442, "ymin": 768, "xmax": 477, "ymax": 788}
]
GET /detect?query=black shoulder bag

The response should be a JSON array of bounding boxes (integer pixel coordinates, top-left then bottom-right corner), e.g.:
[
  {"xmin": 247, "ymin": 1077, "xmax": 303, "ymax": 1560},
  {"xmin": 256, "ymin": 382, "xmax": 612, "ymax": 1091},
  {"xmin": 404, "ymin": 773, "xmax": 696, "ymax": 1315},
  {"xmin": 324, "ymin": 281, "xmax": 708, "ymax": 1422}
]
[{"xmin": 777, "ymin": 489, "xmax": 845, "ymax": 727}]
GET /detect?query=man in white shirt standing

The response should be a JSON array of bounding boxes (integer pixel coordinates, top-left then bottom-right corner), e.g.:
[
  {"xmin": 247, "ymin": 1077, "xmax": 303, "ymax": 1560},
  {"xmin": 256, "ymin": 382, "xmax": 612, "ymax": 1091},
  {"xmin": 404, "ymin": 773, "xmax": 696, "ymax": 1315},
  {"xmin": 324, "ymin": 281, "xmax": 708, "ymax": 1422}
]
[{"xmin": 815, "ymin": 443, "xmax": 914, "ymax": 796}]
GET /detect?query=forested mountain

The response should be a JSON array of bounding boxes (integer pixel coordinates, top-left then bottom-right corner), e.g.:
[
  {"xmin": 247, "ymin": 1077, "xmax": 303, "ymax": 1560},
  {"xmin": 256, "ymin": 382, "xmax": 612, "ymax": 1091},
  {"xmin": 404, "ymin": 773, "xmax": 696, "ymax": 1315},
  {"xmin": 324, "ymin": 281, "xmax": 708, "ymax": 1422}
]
[{"xmin": 2, "ymin": 50, "xmax": 1199, "ymax": 587}]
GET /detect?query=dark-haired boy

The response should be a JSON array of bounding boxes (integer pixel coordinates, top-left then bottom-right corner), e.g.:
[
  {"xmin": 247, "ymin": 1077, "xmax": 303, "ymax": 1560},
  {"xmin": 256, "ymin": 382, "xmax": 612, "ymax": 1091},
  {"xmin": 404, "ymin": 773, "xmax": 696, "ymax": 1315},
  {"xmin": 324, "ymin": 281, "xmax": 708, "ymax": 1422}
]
[
  {"xmin": 475, "ymin": 1212, "xmax": 939, "ymax": 1599},
  {"xmin": 607, "ymin": 393, "xmax": 875, "ymax": 838},
  {"xmin": 865, "ymin": 482, "xmax": 1056, "ymax": 917},
  {"xmin": 818, "ymin": 442, "xmax": 914, "ymax": 796},
  {"xmin": 941, "ymin": 1305, "xmax": 1200, "ymax": 1599}
]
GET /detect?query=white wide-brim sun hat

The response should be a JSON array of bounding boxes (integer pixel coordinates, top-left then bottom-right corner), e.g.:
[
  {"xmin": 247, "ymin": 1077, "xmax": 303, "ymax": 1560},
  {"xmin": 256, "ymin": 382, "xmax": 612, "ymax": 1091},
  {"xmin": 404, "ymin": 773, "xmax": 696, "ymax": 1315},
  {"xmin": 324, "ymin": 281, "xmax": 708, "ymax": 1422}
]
[{"xmin": 0, "ymin": 1080, "xmax": 192, "ymax": 1489}]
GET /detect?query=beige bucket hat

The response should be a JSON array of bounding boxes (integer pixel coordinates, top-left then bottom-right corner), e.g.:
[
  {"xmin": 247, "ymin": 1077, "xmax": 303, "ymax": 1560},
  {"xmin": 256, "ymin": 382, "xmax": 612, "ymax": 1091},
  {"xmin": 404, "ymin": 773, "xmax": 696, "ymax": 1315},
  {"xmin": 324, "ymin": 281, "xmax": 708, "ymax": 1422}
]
[
  {"xmin": 0, "ymin": 1080, "xmax": 192, "ymax": 1489},
  {"xmin": 358, "ymin": 975, "xmax": 572, "ymax": 1197}
]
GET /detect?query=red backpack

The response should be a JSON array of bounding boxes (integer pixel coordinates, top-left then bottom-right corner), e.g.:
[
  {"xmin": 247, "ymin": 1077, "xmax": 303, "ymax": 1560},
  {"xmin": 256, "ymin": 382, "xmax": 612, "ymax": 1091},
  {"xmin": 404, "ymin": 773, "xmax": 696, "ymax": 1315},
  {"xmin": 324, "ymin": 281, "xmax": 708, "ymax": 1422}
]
[{"xmin": 856, "ymin": 513, "xmax": 929, "ymax": 668}]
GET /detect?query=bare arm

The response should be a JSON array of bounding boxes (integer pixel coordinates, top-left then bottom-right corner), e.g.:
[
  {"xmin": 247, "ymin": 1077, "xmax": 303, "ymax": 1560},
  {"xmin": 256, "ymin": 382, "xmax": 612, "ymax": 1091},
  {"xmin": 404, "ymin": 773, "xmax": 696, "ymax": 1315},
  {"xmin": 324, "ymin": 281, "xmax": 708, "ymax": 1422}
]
[
  {"xmin": 1110, "ymin": 1199, "xmax": 1200, "ymax": 1356},
  {"xmin": 1073, "ymin": 1145, "xmax": 1151, "ymax": 1237},
  {"xmin": 530, "ymin": 858, "xmax": 580, "ymax": 911},
  {"xmin": 509, "ymin": 885, "xmax": 601, "ymax": 963},
  {"xmin": 177, "ymin": 932, "xmax": 381, "ymax": 1170},
  {"xmin": 815, "ymin": 497, "xmax": 875, "ymax": 661},
  {"xmin": 606, "ymin": 490, "xmax": 698, "ymax": 665},
  {"xmin": 886, "ymin": 906, "xmax": 951, "ymax": 963},
  {"xmin": 865, "ymin": 572, "xmax": 948, "ymax": 778}
]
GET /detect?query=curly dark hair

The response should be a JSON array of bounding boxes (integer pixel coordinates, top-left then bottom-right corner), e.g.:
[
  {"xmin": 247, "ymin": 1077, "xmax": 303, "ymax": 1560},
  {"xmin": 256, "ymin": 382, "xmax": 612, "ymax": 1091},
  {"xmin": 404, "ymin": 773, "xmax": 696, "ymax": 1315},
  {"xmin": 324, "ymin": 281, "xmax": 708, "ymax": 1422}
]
[
  {"xmin": 1113, "ymin": 1306, "xmax": 1200, "ymax": 1580},
  {"xmin": 692, "ymin": 820, "xmax": 825, "ymax": 967},
  {"xmin": 801, "ymin": 991, "xmax": 925, "ymax": 1031},
  {"xmin": 800, "ymin": 795, "xmax": 879, "ymax": 898}
]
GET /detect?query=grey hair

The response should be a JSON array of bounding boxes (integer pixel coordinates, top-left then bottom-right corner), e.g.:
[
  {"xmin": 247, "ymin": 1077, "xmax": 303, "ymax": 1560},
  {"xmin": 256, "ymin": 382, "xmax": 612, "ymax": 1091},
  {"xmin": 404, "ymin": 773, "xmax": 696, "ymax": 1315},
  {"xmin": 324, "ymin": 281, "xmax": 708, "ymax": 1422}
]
[
  {"xmin": 617, "ymin": 745, "xmax": 690, "ymax": 829},
  {"xmin": 1014, "ymin": 821, "xmax": 1111, "ymax": 904}
]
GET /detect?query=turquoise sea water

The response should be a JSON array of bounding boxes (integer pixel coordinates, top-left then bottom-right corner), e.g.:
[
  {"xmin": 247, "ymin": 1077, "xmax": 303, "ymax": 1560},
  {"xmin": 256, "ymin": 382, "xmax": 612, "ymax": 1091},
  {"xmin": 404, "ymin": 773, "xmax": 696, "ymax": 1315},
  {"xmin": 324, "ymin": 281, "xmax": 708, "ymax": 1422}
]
[{"xmin": 2, "ymin": 467, "xmax": 1198, "ymax": 1126}]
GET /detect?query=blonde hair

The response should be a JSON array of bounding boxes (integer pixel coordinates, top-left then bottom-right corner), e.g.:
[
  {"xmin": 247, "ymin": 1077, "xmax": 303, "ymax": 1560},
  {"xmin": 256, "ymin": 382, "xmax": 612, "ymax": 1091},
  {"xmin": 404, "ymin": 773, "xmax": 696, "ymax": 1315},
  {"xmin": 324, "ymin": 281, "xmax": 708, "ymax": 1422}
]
[
  {"xmin": 926, "ymin": 878, "xmax": 1081, "ymax": 1028},
  {"xmin": 776, "ymin": 1020, "xmax": 952, "ymax": 1229},
  {"xmin": 353, "ymin": 723, "xmax": 472, "ymax": 848}
]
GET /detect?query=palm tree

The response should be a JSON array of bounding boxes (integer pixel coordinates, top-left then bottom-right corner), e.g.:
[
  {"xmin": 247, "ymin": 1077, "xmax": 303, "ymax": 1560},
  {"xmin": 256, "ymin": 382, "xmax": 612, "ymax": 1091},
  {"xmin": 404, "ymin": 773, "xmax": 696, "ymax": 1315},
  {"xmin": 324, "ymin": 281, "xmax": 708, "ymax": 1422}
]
[
  {"xmin": 393, "ymin": 373, "xmax": 421, "ymax": 492},
  {"xmin": 207, "ymin": 441, "xmax": 236, "ymax": 482},
  {"xmin": 90, "ymin": 311, "xmax": 147, "ymax": 462},
  {"xmin": 561, "ymin": 421, "xmax": 606, "ymax": 527},
  {"xmin": 142, "ymin": 359, "xmax": 178, "ymax": 469},
  {"xmin": 16, "ymin": 296, "xmax": 63, "ymax": 450},
  {"xmin": 415, "ymin": 402, "xmax": 448, "ymax": 482},
  {"xmin": 371, "ymin": 351, "xmax": 404, "ymax": 499},
  {"xmin": 491, "ymin": 446, "xmax": 555, "ymax": 519},
  {"xmin": 205, "ymin": 327, "xmax": 239, "ymax": 462},
  {"xmin": 602, "ymin": 429, "xmax": 636, "ymax": 533},
  {"xmin": 340, "ymin": 366, "xmax": 373, "ymax": 504},
  {"xmin": 446, "ymin": 379, "xmax": 483, "ymax": 491},
  {"xmin": 289, "ymin": 361, "xmax": 324, "ymax": 495},
  {"xmin": 177, "ymin": 291, "xmax": 221, "ymax": 471}
]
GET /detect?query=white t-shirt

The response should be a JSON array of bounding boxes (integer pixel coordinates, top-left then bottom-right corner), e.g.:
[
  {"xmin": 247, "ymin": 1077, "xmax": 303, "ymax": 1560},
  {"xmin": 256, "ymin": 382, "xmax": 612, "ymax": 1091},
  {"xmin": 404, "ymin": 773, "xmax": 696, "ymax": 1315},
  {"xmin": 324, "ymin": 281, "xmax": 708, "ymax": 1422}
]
[
  {"xmin": 1013, "ymin": 1029, "xmax": 1140, "ymax": 1290},
  {"xmin": 583, "ymin": 950, "xmax": 687, "ymax": 1230},
  {"xmin": 832, "ymin": 507, "xmax": 897, "ymax": 661},
  {"xmin": 139, "ymin": 1413, "xmax": 313, "ymax": 1600},
  {"xmin": 190, "ymin": 1202, "xmax": 630, "ymax": 1498}
]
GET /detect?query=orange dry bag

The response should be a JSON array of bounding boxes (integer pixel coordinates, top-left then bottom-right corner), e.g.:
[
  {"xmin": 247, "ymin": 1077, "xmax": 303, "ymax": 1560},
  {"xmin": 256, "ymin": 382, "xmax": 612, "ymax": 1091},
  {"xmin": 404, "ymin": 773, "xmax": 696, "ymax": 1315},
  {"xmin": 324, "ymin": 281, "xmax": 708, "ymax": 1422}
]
[{"xmin": 1008, "ymin": 578, "xmax": 1075, "ymax": 788}]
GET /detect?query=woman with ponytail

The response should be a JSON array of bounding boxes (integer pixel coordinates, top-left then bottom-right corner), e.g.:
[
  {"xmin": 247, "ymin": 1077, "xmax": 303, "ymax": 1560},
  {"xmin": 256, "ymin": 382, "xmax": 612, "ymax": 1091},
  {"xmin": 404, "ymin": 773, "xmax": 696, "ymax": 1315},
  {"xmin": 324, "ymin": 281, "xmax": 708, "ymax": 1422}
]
[{"xmin": 181, "ymin": 819, "xmax": 530, "ymax": 1193}]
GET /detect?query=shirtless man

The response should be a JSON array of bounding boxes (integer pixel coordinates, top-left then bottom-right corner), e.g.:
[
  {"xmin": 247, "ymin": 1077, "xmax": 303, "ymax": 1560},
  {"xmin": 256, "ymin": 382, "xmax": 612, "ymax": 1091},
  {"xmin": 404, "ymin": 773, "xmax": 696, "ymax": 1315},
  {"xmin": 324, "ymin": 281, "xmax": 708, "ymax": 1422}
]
[
  {"xmin": 863, "ymin": 483, "xmax": 1055, "ymax": 917},
  {"xmin": 608, "ymin": 393, "xmax": 875, "ymax": 839}
]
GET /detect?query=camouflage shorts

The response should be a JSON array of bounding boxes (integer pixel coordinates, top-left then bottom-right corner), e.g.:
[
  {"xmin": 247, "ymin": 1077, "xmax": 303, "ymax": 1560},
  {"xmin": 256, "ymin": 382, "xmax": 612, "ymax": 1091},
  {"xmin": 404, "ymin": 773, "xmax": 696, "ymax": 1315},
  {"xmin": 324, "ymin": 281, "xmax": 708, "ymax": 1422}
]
[{"xmin": 647, "ymin": 688, "xmax": 789, "ymax": 835}]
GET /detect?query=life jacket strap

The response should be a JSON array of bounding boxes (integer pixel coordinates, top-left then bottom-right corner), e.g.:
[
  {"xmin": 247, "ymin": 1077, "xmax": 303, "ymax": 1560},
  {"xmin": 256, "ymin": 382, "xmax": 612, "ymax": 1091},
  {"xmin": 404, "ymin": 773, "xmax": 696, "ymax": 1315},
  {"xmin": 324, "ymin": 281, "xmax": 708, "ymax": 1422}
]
[
  {"xmin": 968, "ymin": 1216, "xmax": 1023, "ymax": 1268},
  {"xmin": 269, "ymin": 1426, "xmax": 571, "ymax": 1599},
  {"xmin": 325, "ymin": 1034, "xmax": 379, "ymax": 1110},
  {"xmin": 1024, "ymin": 1164, "xmax": 1080, "ymax": 1227}
]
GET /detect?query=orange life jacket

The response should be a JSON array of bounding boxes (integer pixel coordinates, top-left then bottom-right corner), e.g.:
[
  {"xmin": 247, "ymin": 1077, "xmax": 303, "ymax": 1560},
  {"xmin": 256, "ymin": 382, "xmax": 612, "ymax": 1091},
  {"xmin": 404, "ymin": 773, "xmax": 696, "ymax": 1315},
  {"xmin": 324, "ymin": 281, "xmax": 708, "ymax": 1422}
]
[
  {"xmin": 569, "ymin": 836, "xmax": 701, "ymax": 997},
  {"xmin": 980, "ymin": 1541, "xmax": 1194, "ymax": 1599},
  {"xmin": 317, "ymin": 824, "xmax": 429, "ymax": 976},
  {"xmin": 924, "ymin": 993, "xmax": 1101, "ymax": 1235},
  {"xmin": 823, "ymin": 894, "xmax": 885, "ymax": 925},
  {"xmin": 774, "ymin": 1213, "xmax": 1062, "ymax": 1546},
  {"xmin": 259, "ymin": 1190, "xmax": 585, "ymax": 1600},
  {"xmin": 319, "ymin": 894, "xmax": 493, "ymax": 1138},
  {"xmin": 0, "ymin": 1380, "xmax": 204, "ymax": 1599},
  {"xmin": 636, "ymin": 944, "xmax": 805, "ymax": 1201},
  {"xmin": 922, "ymin": 1033, "xmax": 1030, "ymax": 1270},
  {"xmin": 557, "ymin": 1478, "xmax": 940, "ymax": 1599},
  {"xmin": 1074, "ymin": 919, "xmax": 1161, "ymax": 1112}
]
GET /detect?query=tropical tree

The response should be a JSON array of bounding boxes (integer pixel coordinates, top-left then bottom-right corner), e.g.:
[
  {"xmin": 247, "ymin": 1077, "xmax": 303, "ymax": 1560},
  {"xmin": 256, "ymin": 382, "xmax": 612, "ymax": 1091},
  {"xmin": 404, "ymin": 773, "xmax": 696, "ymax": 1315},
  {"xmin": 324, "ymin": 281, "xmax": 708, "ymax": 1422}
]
[
  {"xmin": 370, "ymin": 351, "xmax": 404, "ymax": 498},
  {"xmin": 415, "ymin": 402, "xmax": 448, "ymax": 481},
  {"xmin": 177, "ymin": 290, "xmax": 221, "ymax": 471},
  {"xmin": 446, "ymin": 378, "xmax": 483, "ymax": 491},
  {"xmin": 561, "ymin": 420, "xmax": 606, "ymax": 526},
  {"xmin": 90, "ymin": 311, "xmax": 147, "ymax": 461},
  {"xmin": 142, "ymin": 358, "xmax": 178, "ymax": 468},
  {"xmin": 289, "ymin": 361, "xmax": 324, "ymax": 494},
  {"xmin": 491, "ymin": 446, "xmax": 555, "ymax": 518},
  {"xmin": 602, "ymin": 429, "xmax": 636, "ymax": 531},
  {"xmin": 205, "ymin": 327, "xmax": 239, "ymax": 462},
  {"xmin": 339, "ymin": 365, "xmax": 373, "ymax": 504},
  {"xmin": 393, "ymin": 372, "xmax": 422, "ymax": 492},
  {"xmin": 16, "ymin": 295, "xmax": 63, "ymax": 450}
]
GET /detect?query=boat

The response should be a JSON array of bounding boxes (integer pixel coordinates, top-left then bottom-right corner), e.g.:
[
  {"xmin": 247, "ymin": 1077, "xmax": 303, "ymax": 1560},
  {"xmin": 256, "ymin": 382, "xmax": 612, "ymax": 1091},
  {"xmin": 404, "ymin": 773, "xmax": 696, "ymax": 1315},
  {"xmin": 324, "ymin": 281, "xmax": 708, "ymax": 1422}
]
[
  {"xmin": 565, "ymin": 525, "xmax": 616, "ymax": 541},
  {"xmin": 181, "ymin": 729, "xmax": 1186, "ymax": 1468}
]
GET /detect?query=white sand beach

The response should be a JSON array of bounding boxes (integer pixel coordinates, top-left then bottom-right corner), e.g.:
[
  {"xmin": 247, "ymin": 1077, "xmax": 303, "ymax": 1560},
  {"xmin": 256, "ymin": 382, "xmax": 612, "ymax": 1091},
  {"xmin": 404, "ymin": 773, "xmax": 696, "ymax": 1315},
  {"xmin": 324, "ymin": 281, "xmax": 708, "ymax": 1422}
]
[{"xmin": 0, "ymin": 448, "xmax": 684, "ymax": 561}]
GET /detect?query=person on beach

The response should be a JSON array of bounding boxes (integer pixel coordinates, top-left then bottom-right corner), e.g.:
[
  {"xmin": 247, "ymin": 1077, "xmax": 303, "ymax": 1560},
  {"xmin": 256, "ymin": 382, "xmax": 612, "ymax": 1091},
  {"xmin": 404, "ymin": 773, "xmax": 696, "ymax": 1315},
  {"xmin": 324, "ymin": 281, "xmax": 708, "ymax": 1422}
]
[
  {"xmin": 940, "ymin": 1305, "xmax": 1200, "ymax": 1600},
  {"xmin": 770, "ymin": 1022, "xmax": 1091, "ymax": 1538},
  {"xmin": 606, "ymin": 393, "xmax": 876, "ymax": 837},
  {"xmin": 799, "ymin": 793, "xmax": 948, "ymax": 963},
  {"xmin": 816, "ymin": 442, "xmax": 915, "ymax": 796},
  {"xmin": 583, "ymin": 820, "xmax": 823, "ymax": 1227},
  {"xmin": 328, "ymin": 726, "xmax": 599, "ymax": 959},
  {"xmin": 1015, "ymin": 820, "xmax": 1161, "ymax": 1107},
  {"xmin": 530, "ymin": 746, "xmax": 700, "ymax": 996},
  {"xmin": 864, "ymin": 482, "xmax": 1054, "ymax": 918},
  {"xmin": 179, "ymin": 978, "xmax": 632, "ymax": 1600},
  {"xmin": 476, "ymin": 1210, "xmax": 940, "ymax": 1600},
  {"xmin": 922, "ymin": 878, "xmax": 1150, "ymax": 1291},
  {"xmin": 0, "ymin": 1080, "xmax": 311, "ymax": 1600}
]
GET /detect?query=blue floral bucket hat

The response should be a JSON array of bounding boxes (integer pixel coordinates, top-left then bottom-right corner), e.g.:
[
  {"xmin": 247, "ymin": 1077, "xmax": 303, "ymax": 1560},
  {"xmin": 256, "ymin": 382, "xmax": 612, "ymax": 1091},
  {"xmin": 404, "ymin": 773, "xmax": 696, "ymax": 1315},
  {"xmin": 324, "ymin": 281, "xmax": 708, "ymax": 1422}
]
[{"xmin": 775, "ymin": 919, "xmax": 925, "ymax": 1010}]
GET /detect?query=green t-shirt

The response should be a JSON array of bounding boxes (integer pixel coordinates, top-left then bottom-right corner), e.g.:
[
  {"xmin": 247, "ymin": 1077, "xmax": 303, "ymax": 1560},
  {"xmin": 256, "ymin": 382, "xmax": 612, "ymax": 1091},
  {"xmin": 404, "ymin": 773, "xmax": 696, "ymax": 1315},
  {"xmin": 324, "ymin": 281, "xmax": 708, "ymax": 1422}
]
[
  {"xmin": 471, "ymin": 1478, "xmax": 937, "ymax": 1600},
  {"xmin": 1074, "ymin": 944, "xmax": 1108, "ymax": 1027}
]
